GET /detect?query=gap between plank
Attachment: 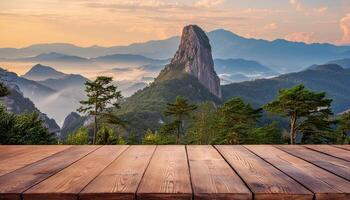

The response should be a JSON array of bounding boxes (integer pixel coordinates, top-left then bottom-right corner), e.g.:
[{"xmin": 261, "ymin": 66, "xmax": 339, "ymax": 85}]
[
  {"xmin": 77, "ymin": 145, "xmax": 131, "ymax": 200},
  {"xmin": 242, "ymin": 145, "xmax": 315, "ymax": 199},
  {"xmin": 20, "ymin": 145, "xmax": 104, "ymax": 200},
  {"xmin": 274, "ymin": 145, "xmax": 350, "ymax": 182},
  {"xmin": 134, "ymin": 145, "xmax": 158, "ymax": 200},
  {"xmin": 0, "ymin": 145, "xmax": 72, "ymax": 178},
  {"xmin": 185, "ymin": 145, "xmax": 194, "ymax": 200},
  {"xmin": 332, "ymin": 145, "xmax": 350, "ymax": 151},
  {"xmin": 212, "ymin": 145, "xmax": 255, "ymax": 200},
  {"xmin": 303, "ymin": 145, "xmax": 350, "ymax": 162}
]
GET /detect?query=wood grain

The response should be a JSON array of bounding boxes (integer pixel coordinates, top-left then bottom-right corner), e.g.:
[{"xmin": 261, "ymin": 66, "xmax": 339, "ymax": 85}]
[
  {"xmin": 216, "ymin": 145, "xmax": 312, "ymax": 200},
  {"xmin": 188, "ymin": 145, "xmax": 251, "ymax": 200},
  {"xmin": 0, "ymin": 146, "xmax": 37, "ymax": 160},
  {"xmin": 0, "ymin": 145, "xmax": 71, "ymax": 176},
  {"xmin": 80, "ymin": 145, "xmax": 156, "ymax": 200},
  {"xmin": 276, "ymin": 145, "xmax": 350, "ymax": 181},
  {"xmin": 137, "ymin": 145, "xmax": 192, "ymax": 200},
  {"xmin": 304, "ymin": 145, "xmax": 350, "ymax": 161},
  {"xmin": 24, "ymin": 145, "xmax": 129, "ymax": 200},
  {"xmin": 332, "ymin": 145, "xmax": 350, "ymax": 151},
  {"xmin": 246, "ymin": 145, "xmax": 350, "ymax": 200},
  {"xmin": 0, "ymin": 145, "xmax": 99, "ymax": 200}
]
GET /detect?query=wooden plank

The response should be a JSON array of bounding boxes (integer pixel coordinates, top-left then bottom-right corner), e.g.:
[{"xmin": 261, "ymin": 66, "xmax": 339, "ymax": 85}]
[
  {"xmin": 24, "ymin": 145, "xmax": 129, "ymax": 200},
  {"xmin": 304, "ymin": 145, "xmax": 350, "ymax": 161},
  {"xmin": 276, "ymin": 145, "xmax": 350, "ymax": 181},
  {"xmin": 137, "ymin": 145, "xmax": 192, "ymax": 200},
  {"xmin": 246, "ymin": 145, "xmax": 350, "ymax": 200},
  {"xmin": 216, "ymin": 145, "xmax": 312, "ymax": 200},
  {"xmin": 0, "ymin": 146, "xmax": 38, "ymax": 160},
  {"xmin": 0, "ymin": 145, "xmax": 100, "ymax": 200},
  {"xmin": 188, "ymin": 145, "xmax": 251, "ymax": 200},
  {"xmin": 80, "ymin": 145, "xmax": 156, "ymax": 200},
  {"xmin": 333, "ymin": 145, "xmax": 350, "ymax": 151},
  {"xmin": 0, "ymin": 145, "xmax": 71, "ymax": 176}
]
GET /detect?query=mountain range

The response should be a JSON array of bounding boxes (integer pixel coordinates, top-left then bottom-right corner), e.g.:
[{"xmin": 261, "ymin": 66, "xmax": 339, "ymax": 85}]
[
  {"xmin": 2, "ymin": 29, "xmax": 350, "ymax": 73},
  {"xmin": 0, "ymin": 70, "xmax": 60, "ymax": 134},
  {"xmin": 223, "ymin": 64, "xmax": 350, "ymax": 113}
]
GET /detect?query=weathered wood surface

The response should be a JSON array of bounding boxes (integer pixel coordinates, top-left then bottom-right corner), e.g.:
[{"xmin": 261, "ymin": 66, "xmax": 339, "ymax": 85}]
[
  {"xmin": 24, "ymin": 145, "xmax": 128, "ymax": 200},
  {"xmin": 216, "ymin": 145, "xmax": 312, "ymax": 200},
  {"xmin": 137, "ymin": 145, "xmax": 192, "ymax": 200},
  {"xmin": 246, "ymin": 145, "xmax": 350, "ymax": 200},
  {"xmin": 80, "ymin": 145, "xmax": 155, "ymax": 200},
  {"xmin": 304, "ymin": 145, "xmax": 350, "ymax": 161},
  {"xmin": 0, "ymin": 145, "xmax": 99, "ymax": 200},
  {"xmin": 276, "ymin": 145, "xmax": 350, "ymax": 181},
  {"xmin": 0, "ymin": 145, "xmax": 71, "ymax": 176},
  {"xmin": 334, "ymin": 145, "xmax": 350, "ymax": 151},
  {"xmin": 0, "ymin": 145, "xmax": 349, "ymax": 200},
  {"xmin": 188, "ymin": 145, "xmax": 251, "ymax": 200}
]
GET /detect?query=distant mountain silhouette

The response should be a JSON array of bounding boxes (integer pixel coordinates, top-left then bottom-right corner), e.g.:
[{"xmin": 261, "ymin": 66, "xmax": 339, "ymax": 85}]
[
  {"xmin": 327, "ymin": 58, "xmax": 350, "ymax": 68},
  {"xmin": 1, "ymin": 29, "xmax": 350, "ymax": 72},
  {"xmin": 222, "ymin": 64, "xmax": 350, "ymax": 113},
  {"xmin": 23, "ymin": 64, "xmax": 67, "ymax": 81},
  {"xmin": 0, "ymin": 69, "xmax": 60, "ymax": 134}
]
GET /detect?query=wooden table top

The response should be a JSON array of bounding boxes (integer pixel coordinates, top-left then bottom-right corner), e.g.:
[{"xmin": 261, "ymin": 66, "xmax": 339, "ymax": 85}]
[{"xmin": 0, "ymin": 145, "xmax": 349, "ymax": 200}]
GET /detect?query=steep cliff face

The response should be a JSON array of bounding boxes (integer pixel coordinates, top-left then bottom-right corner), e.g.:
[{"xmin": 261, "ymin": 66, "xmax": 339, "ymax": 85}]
[
  {"xmin": 0, "ymin": 68, "xmax": 60, "ymax": 135},
  {"xmin": 157, "ymin": 25, "xmax": 222, "ymax": 98}
]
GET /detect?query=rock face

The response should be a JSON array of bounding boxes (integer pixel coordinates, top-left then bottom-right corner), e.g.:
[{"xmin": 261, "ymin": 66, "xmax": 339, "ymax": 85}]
[
  {"xmin": 0, "ymin": 68, "xmax": 60, "ymax": 135},
  {"xmin": 62, "ymin": 112, "xmax": 81, "ymax": 130},
  {"xmin": 159, "ymin": 25, "xmax": 222, "ymax": 98}
]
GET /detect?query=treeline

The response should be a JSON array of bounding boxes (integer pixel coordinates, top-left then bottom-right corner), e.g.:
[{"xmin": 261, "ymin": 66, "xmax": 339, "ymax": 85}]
[
  {"xmin": 66, "ymin": 77, "xmax": 349, "ymax": 145},
  {"xmin": 0, "ymin": 83, "xmax": 56, "ymax": 144},
  {"xmin": 1, "ymin": 78, "xmax": 349, "ymax": 145}
]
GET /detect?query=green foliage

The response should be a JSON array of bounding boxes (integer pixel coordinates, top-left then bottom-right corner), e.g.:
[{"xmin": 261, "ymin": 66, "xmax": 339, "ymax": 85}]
[
  {"xmin": 0, "ymin": 106, "xmax": 56, "ymax": 144},
  {"xmin": 222, "ymin": 64, "xmax": 350, "ymax": 113},
  {"xmin": 212, "ymin": 97, "xmax": 262, "ymax": 144},
  {"xmin": 0, "ymin": 82, "xmax": 9, "ymax": 97},
  {"xmin": 116, "ymin": 74, "xmax": 221, "ymax": 135},
  {"xmin": 66, "ymin": 127, "xmax": 89, "ymax": 145},
  {"xmin": 185, "ymin": 102, "xmax": 218, "ymax": 144},
  {"xmin": 78, "ymin": 76, "xmax": 122, "ymax": 144},
  {"xmin": 249, "ymin": 122, "xmax": 284, "ymax": 144},
  {"xmin": 96, "ymin": 125, "xmax": 127, "ymax": 145},
  {"xmin": 164, "ymin": 96, "xmax": 197, "ymax": 144},
  {"xmin": 264, "ymin": 84, "xmax": 333, "ymax": 144},
  {"xmin": 337, "ymin": 111, "xmax": 350, "ymax": 144},
  {"xmin": 142, "ymin": 128, "xmax": 175, "ymax": 144}
]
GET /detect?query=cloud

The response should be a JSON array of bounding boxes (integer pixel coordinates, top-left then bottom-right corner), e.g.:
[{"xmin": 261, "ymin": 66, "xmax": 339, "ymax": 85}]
[
  {"xmin": 289, "ymin": 0, "xmax": 328, "ymax": 15},
  {"xmin": 340, "ymin": 14, "xmax": 350, "ymax": 44},
  {"xmin": 289, "ymin": 0, "xmax": 303, "ymax": 12},
  {"xmin": 194, "ymin": 0, "xmax": 224, "ymax": 8},
  {"xmin": 263, "ymin": 23, "xmax": 278, "ymax": 31},
  {"xmin": 284, "ymin": 32, "xmax": 316, "ymax": 43}
]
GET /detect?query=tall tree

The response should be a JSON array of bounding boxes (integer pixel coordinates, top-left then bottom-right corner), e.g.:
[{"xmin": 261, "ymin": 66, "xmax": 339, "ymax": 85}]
[
  {"xmin": 186, "ymin": 102, "xmax": 217, "ymax": 144},
  {"xmin": 264, "ymin": 84, "xmax": 333, "ymax": 144},
  {"xmin": 164, "ymin": 96, "xmax": 197, "ymax": 144},
  {"xmin": 214, "ymin": 97, "xmax": 262, "ymax": 144},
  {"xmin": 0, "ymin": 82, "xmax": 9, "ymax": 97},
  {"xmin": 77, "ymin": 76, "xmax": 122, "ymax": 144},
  {"xmin": 337, "ymin": 111, "xmax": 350, "ymax": 144}
]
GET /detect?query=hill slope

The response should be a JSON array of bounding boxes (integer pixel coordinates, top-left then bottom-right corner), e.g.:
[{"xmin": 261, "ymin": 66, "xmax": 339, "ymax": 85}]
[
  {"xmin": 117, "ymin": 25, "xmax": 222, "ymax": 135},
  {"xmin": 222, "ymin": 64, "xmax": 350, "ymax": 113}
]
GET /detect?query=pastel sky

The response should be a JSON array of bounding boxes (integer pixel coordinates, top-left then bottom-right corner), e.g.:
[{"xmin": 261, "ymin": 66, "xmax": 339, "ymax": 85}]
[{"xmin": 1, "ymin": 0, "xmax": 350, "ymax": 47}]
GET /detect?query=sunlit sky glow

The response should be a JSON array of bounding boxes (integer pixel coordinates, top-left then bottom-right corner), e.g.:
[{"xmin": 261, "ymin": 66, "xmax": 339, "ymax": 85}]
[{"xmin": 1, "ymin": 0, "xmax": 350, "ymax": 47}]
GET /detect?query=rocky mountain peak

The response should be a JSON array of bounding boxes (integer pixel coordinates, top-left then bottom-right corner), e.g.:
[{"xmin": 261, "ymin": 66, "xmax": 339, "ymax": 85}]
[{"xmin": 158, "ymin": 25, "xmax": 222, "ymax": 98}]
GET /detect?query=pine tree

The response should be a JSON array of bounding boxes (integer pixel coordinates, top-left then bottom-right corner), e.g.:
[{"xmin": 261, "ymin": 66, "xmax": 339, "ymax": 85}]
[
  {"xmin": 77, "ymin": 76, "xmax": 122, "ymax": 144},
  {"xmin": 164, "ymin": 96, "xmax": 197, "ymax": 144},
  {"xmin": 264, "ymin": 84, "xmax": 333, "ymax": 144}
]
